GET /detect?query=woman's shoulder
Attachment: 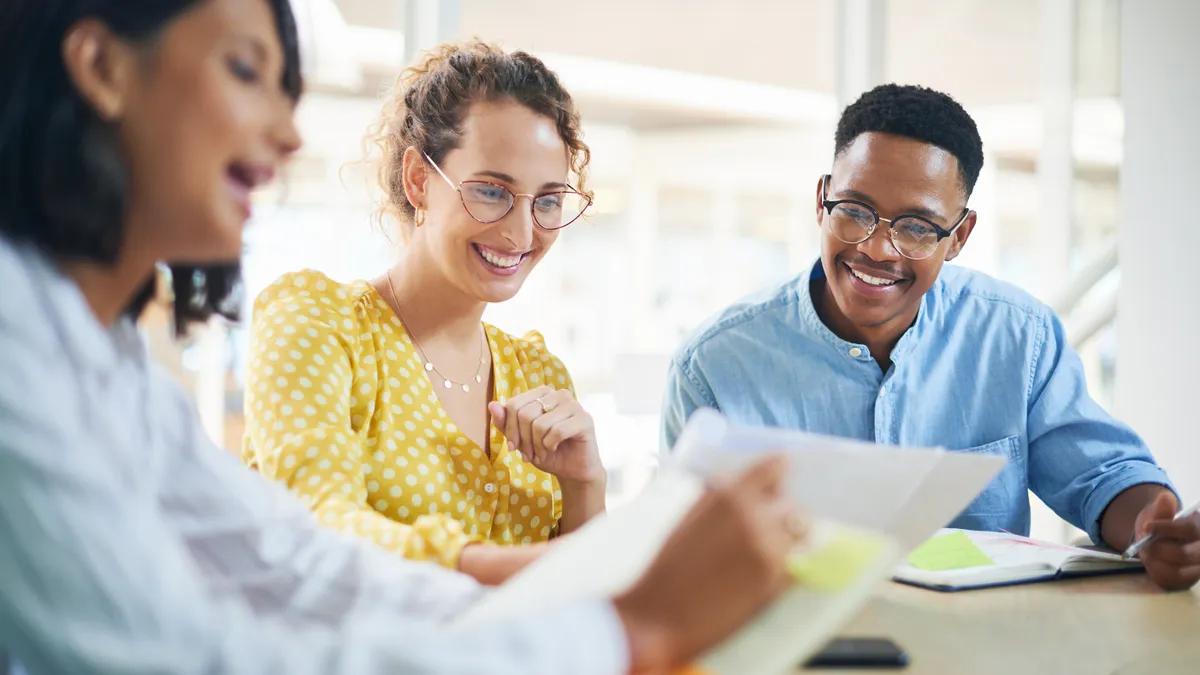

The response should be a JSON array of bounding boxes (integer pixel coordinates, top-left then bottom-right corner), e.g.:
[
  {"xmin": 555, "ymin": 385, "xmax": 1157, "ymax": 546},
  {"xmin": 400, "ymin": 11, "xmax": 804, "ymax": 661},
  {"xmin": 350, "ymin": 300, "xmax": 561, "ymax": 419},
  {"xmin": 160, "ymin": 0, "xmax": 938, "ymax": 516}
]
[
  {"xmin": 251, "ymin": 269, "xmax": 381, "ymax": 324},
  {"xmin": 486, "ymin": 325, "xmax": 572, "ymax": 387}
]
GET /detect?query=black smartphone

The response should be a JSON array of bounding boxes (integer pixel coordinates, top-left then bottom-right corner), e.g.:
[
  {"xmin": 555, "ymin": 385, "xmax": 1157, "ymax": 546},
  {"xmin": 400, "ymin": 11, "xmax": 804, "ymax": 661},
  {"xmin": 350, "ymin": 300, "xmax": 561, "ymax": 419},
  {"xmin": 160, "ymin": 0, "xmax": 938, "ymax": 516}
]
[{"xmin": 803, "ymin": 637, "xmax": 909, "ymax": 669}]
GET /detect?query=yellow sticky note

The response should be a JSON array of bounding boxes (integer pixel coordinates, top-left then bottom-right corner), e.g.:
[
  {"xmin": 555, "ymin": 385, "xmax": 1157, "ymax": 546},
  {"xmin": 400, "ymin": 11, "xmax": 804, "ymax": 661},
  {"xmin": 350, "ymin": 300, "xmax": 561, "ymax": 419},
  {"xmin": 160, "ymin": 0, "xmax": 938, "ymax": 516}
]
[
  {"xmin": 907, "ymin": 531, "xmax": 994, "ymax": 571},
  {"xmin": 787, "ymin": 531, "xmax": 890, "ymax": 591}
]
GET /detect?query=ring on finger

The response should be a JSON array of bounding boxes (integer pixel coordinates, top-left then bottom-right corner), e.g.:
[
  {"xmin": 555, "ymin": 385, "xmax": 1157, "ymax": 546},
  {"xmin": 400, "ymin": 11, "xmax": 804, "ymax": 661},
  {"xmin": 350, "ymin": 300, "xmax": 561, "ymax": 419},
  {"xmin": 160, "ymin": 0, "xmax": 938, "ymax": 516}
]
[{"xmin": 536, "ymin": 395, "xmax": 557, "ymax": 414}]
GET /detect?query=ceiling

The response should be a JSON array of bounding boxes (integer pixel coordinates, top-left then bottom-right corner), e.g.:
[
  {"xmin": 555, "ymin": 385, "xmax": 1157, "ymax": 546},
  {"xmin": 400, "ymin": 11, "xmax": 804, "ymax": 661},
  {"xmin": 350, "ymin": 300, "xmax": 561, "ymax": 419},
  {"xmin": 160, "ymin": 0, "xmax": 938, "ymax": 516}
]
[
  {"xmin": 329, "ymin": 0, "xmax": 1118, "ymax": 106},
  {"xmin": 321, "ymin": 0, "xmax": 1121, "ymax": 139}
]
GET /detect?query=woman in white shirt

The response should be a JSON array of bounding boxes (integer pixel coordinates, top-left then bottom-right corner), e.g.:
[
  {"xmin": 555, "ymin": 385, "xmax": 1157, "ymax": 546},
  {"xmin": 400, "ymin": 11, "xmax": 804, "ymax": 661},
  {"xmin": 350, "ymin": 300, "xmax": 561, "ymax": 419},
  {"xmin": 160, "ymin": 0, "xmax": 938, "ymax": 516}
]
[{"xmin": 0, "ymin": 1, "xmax": 803, "ymax": 674}]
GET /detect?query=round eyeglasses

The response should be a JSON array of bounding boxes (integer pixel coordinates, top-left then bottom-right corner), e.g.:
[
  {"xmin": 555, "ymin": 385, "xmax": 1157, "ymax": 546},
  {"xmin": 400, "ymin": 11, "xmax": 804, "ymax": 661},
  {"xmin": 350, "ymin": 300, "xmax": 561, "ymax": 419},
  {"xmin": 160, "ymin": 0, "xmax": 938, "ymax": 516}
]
[
  {"xmin": 424, "ymin": 152, "xmax": 592, "ymax": 231},
  {"xmin": 820, "ymin": 174, "xmax": 969, "ymax": 261}
]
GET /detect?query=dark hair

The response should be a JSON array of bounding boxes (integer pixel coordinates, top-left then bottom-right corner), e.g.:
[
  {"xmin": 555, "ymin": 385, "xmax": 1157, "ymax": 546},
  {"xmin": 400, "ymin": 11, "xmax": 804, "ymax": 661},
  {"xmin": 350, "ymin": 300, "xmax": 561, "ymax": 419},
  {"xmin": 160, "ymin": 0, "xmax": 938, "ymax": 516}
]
[
  {"xmin": 0, "ymin": 0, "xmax": 303, "ymax": 334},
  {"xmin": 369, "ymin": 40, "xmax": 590, "ymax": 236},
  {"xmin": 834, "ymin": 84, "xmax": 984, "ymax": 197}
]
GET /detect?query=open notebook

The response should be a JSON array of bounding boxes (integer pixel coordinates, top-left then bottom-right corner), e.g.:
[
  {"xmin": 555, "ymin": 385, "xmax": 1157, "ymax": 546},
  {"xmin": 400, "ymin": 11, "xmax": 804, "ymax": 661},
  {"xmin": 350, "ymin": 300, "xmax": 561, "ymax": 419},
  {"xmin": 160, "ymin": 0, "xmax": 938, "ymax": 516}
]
[{"xmin": 894, "ymin": 528, "xmax": 1145, "ymax": 592}]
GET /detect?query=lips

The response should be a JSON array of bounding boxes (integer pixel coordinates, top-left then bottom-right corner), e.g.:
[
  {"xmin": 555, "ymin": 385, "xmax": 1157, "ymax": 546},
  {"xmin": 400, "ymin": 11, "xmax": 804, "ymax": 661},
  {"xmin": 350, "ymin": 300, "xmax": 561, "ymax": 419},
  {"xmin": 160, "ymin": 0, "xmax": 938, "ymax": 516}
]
[
  {"xmin": 849, "ymin": 266, "xmax": 901, "ymax": 287},
  {"xmin": 842, "ymin": 260, "xmax": 909, "ymax": 296},
  {"xmin": 226, "ymin": 162, "xmax": 276, "ymax": 217},
  {"xmin": 473, "ymin": 243, "xmax": 531, "ymax": 277}
]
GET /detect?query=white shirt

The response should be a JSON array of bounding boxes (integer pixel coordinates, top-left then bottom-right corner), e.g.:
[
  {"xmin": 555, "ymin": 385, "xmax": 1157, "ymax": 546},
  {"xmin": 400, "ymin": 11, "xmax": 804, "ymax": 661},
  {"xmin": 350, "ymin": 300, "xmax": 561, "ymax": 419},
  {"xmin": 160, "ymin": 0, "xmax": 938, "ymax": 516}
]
[{"xmin": 0, "ymin": 236, "xmax": 628, "ymax": 675}]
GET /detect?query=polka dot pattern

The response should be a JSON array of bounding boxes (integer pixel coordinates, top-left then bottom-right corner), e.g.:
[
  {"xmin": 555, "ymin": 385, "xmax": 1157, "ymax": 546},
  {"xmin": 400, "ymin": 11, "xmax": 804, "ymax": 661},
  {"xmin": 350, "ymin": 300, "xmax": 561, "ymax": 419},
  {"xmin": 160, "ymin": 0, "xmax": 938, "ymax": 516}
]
[{"xmin": 242, "ymin": 269, "xmax": 566, "ymax": 568}]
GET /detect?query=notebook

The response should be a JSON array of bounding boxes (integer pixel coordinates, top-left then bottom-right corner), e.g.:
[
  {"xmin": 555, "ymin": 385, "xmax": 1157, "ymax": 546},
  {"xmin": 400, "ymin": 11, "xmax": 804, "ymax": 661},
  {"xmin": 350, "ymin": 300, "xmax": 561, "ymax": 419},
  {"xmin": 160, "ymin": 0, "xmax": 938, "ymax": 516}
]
[{"xmin": 894, "ymin": 528, "xmax": 1145, "ymax": 592}]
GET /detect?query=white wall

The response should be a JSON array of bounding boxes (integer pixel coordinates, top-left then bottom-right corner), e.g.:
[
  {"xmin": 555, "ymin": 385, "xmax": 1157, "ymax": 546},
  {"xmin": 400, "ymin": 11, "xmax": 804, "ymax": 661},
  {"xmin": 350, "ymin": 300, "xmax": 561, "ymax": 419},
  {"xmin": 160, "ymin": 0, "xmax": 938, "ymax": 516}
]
[{"xmin": 1115, "ymin": 0, "xmax": 1200, "ymax": 503}]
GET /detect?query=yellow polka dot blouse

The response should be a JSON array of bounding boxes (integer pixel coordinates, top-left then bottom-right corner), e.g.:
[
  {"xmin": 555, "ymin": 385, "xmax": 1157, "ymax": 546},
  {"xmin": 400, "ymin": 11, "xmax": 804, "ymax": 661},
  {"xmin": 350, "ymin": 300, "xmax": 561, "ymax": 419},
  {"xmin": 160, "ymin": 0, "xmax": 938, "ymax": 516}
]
[{"xmin": 242, "ymin": 269, "xmax": 570, "ymax": 568}]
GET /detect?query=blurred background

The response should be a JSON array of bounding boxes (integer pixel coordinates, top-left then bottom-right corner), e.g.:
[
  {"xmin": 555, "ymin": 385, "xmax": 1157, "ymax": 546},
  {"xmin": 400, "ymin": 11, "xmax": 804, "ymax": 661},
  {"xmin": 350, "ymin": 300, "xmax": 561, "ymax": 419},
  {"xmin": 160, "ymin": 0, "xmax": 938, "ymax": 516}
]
[{"xmin": 144, "ymin": 0, "xmax": 1197, "ymax": 543}]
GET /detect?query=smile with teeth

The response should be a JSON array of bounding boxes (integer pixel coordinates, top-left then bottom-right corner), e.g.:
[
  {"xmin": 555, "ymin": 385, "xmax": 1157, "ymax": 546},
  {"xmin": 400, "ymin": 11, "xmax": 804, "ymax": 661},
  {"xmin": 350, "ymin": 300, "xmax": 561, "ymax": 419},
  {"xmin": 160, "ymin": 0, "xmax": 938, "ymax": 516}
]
[
  {"xmin": 475, "ymin": 244, "xmax": 527, "ymax": 269},
  {"xmin": 849, "ymin": 267, "xmax": 901, "ymax": 287}
]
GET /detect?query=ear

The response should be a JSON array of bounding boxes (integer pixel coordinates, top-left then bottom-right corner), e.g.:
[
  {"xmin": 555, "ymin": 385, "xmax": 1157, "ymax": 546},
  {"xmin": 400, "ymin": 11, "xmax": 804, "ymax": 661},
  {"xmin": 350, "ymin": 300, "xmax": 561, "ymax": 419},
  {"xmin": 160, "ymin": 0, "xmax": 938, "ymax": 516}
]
[
  {"xmin": 62, "ymin": 19, "xmax": 139, "ymax": 122},
  {"xmin": 943, "ymin": 210, "xmax": 977, "ymax": 261},
  {"xmin": 401, "ymin": 146, "xmax": 430, "ymax": 210},
  {"xmin": 814, "ymin": 174, "xmax": 828, "ymax": 230}
]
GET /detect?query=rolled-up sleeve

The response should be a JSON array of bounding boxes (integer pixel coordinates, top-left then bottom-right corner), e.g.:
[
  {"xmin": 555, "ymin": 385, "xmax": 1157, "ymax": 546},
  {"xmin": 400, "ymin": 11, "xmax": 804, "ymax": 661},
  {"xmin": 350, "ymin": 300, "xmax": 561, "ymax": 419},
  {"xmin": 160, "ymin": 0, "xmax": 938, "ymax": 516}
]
[{"xmin": 1025, "ymin": 308, "xmax": 1175, "ymax": 544}]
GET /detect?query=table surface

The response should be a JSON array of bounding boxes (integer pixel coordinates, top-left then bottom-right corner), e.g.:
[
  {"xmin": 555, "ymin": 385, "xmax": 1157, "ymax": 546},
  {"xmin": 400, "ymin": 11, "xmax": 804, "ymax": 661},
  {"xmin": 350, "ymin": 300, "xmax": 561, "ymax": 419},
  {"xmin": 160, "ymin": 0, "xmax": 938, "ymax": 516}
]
[{"xmin": 797, "ymin": 574, "xmax": 1200, "ymax": 675}]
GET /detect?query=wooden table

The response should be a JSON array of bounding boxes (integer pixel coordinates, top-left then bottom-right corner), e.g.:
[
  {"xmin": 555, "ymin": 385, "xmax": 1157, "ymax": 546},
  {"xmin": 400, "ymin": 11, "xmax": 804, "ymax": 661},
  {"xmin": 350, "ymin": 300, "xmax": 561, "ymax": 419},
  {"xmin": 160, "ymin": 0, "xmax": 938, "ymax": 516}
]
[{"xmin": 799, "ymin": 575, "xmax": 1200, "ymax": 674}]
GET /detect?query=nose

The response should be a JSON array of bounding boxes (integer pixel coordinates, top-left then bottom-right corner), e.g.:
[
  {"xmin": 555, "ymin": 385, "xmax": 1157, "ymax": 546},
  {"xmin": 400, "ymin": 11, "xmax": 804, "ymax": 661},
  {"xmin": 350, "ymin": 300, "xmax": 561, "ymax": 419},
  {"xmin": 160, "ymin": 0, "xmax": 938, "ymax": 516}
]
[
  {"xmin": 497, "ymin": 196, "xmax": 536, "ymax": 251},
  {"xmin": 272, "ymin": 102, "xmax": 303, "ymax": 158},
  {"xmin": 856, "ymin": 221, "xmax": 902, "ymax": 262}
]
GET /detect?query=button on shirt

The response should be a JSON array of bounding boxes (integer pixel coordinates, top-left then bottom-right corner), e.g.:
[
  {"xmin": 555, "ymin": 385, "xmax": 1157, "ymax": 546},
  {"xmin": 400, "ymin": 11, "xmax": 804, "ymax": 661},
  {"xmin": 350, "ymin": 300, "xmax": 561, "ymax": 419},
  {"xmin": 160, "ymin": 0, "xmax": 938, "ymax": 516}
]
[
  {"xmin": 662, "ymin": 260, "xmax": 1174, "ymax": 544},
  {"xmin": 0, "ymin": 236, "xmax": 628, "ymax": 675}
]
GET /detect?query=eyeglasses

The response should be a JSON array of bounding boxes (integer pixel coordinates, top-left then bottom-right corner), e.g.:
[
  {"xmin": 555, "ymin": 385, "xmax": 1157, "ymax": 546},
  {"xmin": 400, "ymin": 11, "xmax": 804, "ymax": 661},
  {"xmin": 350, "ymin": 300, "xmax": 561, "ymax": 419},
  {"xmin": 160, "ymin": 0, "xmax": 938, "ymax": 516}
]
[
  {"xmin": 424, "ymin": 153, "xmax": 592, "ymax": 231},
  {"xmin": 820, "ymin": 174, "xmax": 969, "ymax": 261}
]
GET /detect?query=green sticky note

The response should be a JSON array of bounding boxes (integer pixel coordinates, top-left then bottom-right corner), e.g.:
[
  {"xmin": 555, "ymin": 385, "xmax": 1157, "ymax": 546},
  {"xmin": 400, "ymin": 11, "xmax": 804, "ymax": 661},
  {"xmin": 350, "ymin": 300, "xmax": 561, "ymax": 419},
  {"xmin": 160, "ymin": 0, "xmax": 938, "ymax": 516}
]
[
  {"xmin": 787, "ymin": 531, "xmax": 890, "ymax": 590},
  {"xmin": 908, "ymin": 531, "xmax": 995, "ymax": 571}
]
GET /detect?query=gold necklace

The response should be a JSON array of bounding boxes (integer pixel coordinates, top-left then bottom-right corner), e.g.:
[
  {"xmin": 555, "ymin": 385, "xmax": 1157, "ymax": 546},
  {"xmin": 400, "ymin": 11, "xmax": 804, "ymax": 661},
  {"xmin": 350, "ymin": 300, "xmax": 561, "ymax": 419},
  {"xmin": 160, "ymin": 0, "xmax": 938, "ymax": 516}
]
[{"xmin": 385, "ymin": 271, "xmax": 487, "ymax": 393}]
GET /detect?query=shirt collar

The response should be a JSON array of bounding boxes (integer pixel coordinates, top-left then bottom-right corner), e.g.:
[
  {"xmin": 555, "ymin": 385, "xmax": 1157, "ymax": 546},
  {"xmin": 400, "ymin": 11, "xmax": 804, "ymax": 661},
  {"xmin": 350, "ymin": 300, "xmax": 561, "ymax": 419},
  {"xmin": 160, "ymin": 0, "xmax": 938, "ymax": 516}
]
[
  {"xmin": 797, "ymin": 258, "xmax": 932, "ymax": 364},
  {"xmin": 25, "ymin": 244, "xmax": 135, "ymax": 374}
]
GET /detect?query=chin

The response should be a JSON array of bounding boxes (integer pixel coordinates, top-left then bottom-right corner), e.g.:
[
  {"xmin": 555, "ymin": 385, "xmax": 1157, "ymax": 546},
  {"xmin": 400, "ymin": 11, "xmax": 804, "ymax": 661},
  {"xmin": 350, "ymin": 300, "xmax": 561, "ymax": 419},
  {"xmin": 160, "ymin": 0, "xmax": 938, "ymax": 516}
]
[
  {"xmin": 173, "ymin": 220, "xmax": 245, "ymax": 264},
  {"xmin": 474, "ymin": 280, "xmax": 525, "ymax": 304}
]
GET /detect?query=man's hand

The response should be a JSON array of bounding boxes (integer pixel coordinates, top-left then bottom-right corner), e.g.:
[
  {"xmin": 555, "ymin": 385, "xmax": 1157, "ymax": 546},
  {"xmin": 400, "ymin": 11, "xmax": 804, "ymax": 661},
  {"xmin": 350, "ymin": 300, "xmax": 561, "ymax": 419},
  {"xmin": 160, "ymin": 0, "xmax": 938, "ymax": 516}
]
[{"xmin": 1134, "ymin": 491, "xmax": 1200, "ymax": 591}]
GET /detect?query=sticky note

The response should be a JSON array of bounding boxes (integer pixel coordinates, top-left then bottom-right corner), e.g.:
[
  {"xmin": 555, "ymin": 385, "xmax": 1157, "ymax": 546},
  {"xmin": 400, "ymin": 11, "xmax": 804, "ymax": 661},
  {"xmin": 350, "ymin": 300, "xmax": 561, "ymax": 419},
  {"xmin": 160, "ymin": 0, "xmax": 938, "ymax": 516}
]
[
  {"xmin": 787, "ymin": 531, "xmax": 889, "ymax": 590},
  {"xmin": 907, "ymin": 531, "xmax": 994, "ymax": 571}
]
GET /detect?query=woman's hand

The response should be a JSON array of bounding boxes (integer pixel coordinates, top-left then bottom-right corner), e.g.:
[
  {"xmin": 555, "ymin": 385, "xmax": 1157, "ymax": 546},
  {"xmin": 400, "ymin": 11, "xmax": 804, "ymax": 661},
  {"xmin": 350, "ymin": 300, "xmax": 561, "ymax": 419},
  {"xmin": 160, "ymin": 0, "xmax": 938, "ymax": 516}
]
[{"xmin": 488, "ymin": 385, "xmax": 605, "ymax": 487}]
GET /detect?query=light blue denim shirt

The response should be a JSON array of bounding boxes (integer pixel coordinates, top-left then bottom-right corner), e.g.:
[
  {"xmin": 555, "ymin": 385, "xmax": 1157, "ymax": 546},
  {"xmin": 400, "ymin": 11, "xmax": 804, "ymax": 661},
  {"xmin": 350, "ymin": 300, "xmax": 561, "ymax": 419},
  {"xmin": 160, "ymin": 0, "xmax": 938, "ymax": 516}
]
[{"xmin": 662, "ymin": 260, "xmax": 1174, "ymax": 544}]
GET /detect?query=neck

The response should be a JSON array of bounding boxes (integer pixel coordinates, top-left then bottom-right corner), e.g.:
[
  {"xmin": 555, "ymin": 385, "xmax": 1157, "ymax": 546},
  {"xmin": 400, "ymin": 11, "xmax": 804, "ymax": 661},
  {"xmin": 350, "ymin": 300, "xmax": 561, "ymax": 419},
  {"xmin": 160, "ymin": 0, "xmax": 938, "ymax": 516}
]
[
  {"xmin": 813, "ymin": 276, "xmax": 915, "ymax": 368},
  {"xmin": 59, "ymin": 242, "xmax": 158, "ymax": 328},
  {"xmin": 387, "ymin": 245, "xmax": 487, "ymax": 344}
]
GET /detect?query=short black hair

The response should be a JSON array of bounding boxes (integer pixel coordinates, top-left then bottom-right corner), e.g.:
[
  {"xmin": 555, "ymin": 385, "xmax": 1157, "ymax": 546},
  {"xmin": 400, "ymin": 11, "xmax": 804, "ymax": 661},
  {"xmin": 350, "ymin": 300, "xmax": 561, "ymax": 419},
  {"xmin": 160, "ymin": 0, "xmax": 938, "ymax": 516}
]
[
  {"xmin": 0, "ymin": 0, "xmax": 302, "ymax": 334},
  {"xmin": 834, "ymin": 84, "xmax": 984, "ymax": 197}
]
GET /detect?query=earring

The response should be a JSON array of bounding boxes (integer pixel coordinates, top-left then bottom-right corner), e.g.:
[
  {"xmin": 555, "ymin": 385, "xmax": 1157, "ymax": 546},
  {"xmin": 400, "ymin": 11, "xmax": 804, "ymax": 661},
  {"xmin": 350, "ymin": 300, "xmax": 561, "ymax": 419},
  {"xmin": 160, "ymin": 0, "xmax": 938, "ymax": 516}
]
[
  {"xmin": 189, "ymin": 269, "xmax": 208, "ymax": 310},
  {"xmin": 414, "ymin": 208, "xmax": 426, "ymax": 227}
]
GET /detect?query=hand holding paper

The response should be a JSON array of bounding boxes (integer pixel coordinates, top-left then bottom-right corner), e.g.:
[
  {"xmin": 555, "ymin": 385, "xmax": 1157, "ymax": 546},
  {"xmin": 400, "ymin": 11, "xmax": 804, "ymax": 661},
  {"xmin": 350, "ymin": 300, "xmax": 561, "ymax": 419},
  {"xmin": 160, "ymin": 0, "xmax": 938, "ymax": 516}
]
[
  {"xmin": 613, "ymin": 455, "xmax": 803, "ymax": 672},
  {"xmin": 461, "ymin": 410, "xmax": 1005, "ymax": 675}
]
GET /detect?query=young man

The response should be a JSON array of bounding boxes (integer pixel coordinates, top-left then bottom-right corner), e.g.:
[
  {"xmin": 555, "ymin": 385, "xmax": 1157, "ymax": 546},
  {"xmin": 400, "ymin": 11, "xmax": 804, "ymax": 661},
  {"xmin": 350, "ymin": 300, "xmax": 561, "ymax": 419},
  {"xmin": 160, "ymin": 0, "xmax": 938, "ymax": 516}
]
[{"xmin": 661, "ymin": 84, "xmax": 1200, "ymax": 591}]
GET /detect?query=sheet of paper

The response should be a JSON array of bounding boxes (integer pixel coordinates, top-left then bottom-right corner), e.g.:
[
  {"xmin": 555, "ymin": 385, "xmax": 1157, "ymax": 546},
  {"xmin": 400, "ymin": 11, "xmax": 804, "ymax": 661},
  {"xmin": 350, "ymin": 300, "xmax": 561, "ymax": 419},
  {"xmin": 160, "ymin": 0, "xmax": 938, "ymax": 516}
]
[
  {"xmin": 457, "ymin": 472, "xmax": 899, "ymax": 675},
  {"xmin": 908, "ymin": 530, "xmax": 996, "ymax": 571},
  {"xmin": 459, "ymin": 410, "xmax": 1003, "ymax": 675},
  {"xmin": 956, "ymin": 529, "xmax": 1128, "ymax": 567},
  {"xmin": 787, "ymin": 525, "xmax": 894, "ymax": 590},
  {"xmin": 460, "ymin": 471, "xmax": 705, "ymax": 627},
  {"xmin": 666, "ymin": 408, "xmax": 1007, "ymax": 550}
]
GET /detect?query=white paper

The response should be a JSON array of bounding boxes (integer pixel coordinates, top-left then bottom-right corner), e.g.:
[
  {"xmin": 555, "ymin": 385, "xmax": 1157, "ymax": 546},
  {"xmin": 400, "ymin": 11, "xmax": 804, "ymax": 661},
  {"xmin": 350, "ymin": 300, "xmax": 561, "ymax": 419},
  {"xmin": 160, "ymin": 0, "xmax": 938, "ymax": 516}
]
[
  {"xmin": 459, "ymin": 471, "xmax": 706, "ymax": 626},
  {"xmin": 457, "ymin": 410, "xmax": 1005, "ymax": 675},
  {"xmin": 666, "ymin": 408, "xmax": 1008, "ymax": 550},
  {"xmin": 458, "ymin": 472, "xmax": 899, "ymax": 675}
]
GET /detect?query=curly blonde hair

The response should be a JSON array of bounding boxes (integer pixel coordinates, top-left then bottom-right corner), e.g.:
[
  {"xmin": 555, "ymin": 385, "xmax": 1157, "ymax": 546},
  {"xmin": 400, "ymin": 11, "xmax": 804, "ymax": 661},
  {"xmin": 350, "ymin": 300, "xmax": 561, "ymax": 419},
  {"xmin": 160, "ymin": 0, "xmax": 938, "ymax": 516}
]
[{"xmin": 367, "ymin": 40, "xmax": 591, "ymax": 236}]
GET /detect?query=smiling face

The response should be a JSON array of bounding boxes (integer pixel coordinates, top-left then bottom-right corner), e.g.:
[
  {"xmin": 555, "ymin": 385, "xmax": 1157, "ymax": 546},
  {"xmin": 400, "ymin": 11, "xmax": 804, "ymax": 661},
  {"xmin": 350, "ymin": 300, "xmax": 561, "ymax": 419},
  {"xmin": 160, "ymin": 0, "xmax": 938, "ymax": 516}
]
[
  {"xmin": 407, "ymin": 99, "xmax": 571, "ymax": 303},
  {"xmin": 103, "ymin": 0, "xmax": 301, "ymax": 263},
  {"xmin": 816, "ymin": 131, "xmax": 976, "ymax": 335}
]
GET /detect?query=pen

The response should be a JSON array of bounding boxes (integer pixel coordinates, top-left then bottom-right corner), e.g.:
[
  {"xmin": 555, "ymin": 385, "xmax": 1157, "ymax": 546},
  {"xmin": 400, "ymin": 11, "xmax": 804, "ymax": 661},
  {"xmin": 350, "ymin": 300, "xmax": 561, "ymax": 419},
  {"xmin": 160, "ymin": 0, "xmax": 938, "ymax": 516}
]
[{"xmin": 1122, "ymin": 499, "xmax": 1200, "ymax": 559}]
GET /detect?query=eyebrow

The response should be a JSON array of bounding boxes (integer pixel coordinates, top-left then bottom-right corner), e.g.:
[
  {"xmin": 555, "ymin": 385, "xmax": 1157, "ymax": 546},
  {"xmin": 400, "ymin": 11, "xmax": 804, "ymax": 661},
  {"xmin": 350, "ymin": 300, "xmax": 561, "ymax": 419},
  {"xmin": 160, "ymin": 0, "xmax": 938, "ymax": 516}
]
[
  {"xmin": 470, "ymin": 170, "xmax": 572, "ymax": 192},
  {"xmin": 832, "ymin": 187, "xmax": 948, "ymax": 222}
]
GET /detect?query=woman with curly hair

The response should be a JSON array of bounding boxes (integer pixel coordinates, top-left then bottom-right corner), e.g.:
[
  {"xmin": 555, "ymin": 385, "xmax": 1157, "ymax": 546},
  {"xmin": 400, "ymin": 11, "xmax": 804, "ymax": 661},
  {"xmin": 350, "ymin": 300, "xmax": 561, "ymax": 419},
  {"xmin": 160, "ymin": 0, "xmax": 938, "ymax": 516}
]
[{"xmin": 243, "ymin": 42, "xmax": 609, "ymax": 584}]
